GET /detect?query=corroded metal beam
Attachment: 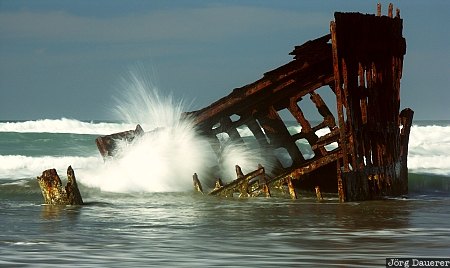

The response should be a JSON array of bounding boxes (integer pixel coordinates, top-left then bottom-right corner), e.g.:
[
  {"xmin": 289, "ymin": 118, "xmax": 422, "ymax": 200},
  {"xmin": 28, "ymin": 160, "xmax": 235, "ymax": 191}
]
[{"xmin": 208, "ymin": 165, "xmax": 267, "ymax": 197}]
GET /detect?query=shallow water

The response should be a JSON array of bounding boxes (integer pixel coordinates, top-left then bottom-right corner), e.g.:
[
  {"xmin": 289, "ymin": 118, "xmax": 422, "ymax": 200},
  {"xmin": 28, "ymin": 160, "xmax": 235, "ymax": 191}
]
[
  {"xmin": 1, "ymin": 119, "xmax": 450, "ymax": 266},
  {"xmin": 1, "ymin": 189, "xmax": 450, "ymax": 267}
]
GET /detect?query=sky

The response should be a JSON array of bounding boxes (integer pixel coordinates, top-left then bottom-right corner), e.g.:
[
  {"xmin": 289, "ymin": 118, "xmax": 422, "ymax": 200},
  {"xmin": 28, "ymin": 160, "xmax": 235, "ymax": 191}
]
[{"xmin": 0, "ymin": 0, "xmax": 449, "ymax": 121}]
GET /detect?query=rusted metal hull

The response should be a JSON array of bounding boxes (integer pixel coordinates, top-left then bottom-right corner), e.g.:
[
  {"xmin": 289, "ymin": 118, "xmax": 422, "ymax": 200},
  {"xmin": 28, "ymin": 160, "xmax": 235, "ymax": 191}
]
[
  {"xmin": 94, "ymin": 4, "xmax": 413, "ymax": 202},
  {"xmin": 189, "ymin": 4, "xmax": 413, "ymax": 201}
]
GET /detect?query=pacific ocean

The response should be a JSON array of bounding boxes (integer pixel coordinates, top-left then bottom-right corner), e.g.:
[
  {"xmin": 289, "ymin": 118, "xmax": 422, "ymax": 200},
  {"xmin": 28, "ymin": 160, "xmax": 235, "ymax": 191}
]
[{"xmin": 1, "ymin": 119, "xmax": 449, "ymax": 267}]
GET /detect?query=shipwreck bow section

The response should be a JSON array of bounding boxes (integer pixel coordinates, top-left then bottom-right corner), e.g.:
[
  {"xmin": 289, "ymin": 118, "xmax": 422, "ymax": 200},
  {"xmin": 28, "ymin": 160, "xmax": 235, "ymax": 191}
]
[{"xmin": 188, "ymin": 4, "xmax": 413, "ymax": 201}]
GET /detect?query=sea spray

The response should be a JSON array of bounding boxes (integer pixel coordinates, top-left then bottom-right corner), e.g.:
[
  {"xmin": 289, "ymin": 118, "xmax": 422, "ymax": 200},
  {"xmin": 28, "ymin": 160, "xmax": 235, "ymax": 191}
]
[
  {"xmin": 79, "ymin": 68, "xmax": 274, "ymax": 192},
  {"xmin": 112, "ymin": 67, "xmax": 186, "ymax": 129},
  {"xmin": 81, "ymin": 126, "xmax": 216, "ymax": 192},
  {"xmin": 216, "ymin": 141, "xmax": 272, "ymax": 183}
]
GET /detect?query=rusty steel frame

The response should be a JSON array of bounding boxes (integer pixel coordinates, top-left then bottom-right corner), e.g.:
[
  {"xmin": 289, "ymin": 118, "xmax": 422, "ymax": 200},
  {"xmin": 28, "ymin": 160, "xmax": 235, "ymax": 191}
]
[
  {"xmin": 188, "ymin": 4, "xmax": 413, "ymax": 202},
  {"xmin": 95, "ymin": 4, "xmax": 414, "ymax": 202}
]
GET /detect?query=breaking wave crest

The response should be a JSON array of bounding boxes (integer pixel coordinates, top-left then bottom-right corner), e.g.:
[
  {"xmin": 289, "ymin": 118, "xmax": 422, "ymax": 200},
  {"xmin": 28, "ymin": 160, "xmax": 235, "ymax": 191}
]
[
  {"xmin": 0, "ymin": 118, "xmax": 134, "ymax": 135},
  {"xmin": 408, "ymin": 125, "xmax": 450, "ymax": 175},
  {"xmin": 0, "ymin": 155, "xmax": 102, "ymax": 180},
  {"xmin": 78, "ymin": 68, "xmax": 272, "ymax": 193}
]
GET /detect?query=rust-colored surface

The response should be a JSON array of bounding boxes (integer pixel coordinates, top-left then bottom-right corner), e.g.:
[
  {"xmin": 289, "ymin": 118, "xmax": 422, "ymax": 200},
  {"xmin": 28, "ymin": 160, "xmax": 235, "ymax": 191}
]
[
  {"xmin": 97, "ymin": 4, "xmax": 413, "ymax": 202},
  {"xmin": 37, "ymin": 166, "xmax": 84, "ymax": 205},
  {"xmin": 189, "ymin": 4, "xmax": 413, "ymax": 201},
  {"xmin": 96, "ymin": 124, "xmax": 144, "ymax": 159},
  {"xmin": 330, "ymin": 7, "xmax": 410, "ymax": 201},
  {"xmin": 66, "ymin": 166, "xmax": 84, "ymax": 205},
  {"xmin": 208, "ymin": 165, "xmax": 269, "ymax": 198}
]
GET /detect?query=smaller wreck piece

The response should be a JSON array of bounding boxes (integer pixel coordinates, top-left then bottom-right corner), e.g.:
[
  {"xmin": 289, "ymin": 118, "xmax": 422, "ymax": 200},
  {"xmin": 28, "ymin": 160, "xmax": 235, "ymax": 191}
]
[
  {"xmin": 96, "ymin": 124, "xmax": 144, "ymax": 159},
  {"xmin": 37, "ymin": 166, "xmax": 83, "ymax": 205},
  {"xmin": 194, "ymin": 165, "xmax": 271, "ymax": 198}
]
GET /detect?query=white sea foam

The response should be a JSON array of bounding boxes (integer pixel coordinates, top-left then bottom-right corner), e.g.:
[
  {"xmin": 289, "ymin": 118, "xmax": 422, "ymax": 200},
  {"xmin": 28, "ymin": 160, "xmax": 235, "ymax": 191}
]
[
  {"xmin": 0, "ymin": 118, "xmax": 135, "ymax": 135},
  {"xmin": 1, "ymin": 123, "xmax": 449, "ymax": 185},
  {"xmin": 408, "ymin": 125, "xmax": 450, "ymax": 175},
  {"xmin": 0, "ymin": 155, "xmax": 102, "ymax": 179},
  {"xmin": 76, "ymin": 68, "xmax": 272, "ymax": 193},
  {"xmin": 75, "ymin": 69, "xmax": 213, "ymax": 192}
]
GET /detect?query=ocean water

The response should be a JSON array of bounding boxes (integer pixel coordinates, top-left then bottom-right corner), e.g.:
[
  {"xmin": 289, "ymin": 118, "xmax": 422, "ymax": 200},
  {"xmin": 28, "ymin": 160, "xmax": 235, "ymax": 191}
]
[
  {"xmin": 1, "ymin": 77, "xmax": 450, "ymax": 267},
  {"xmin": 1, "ymin": 118, "xmax": 450, "ymax": 267}
]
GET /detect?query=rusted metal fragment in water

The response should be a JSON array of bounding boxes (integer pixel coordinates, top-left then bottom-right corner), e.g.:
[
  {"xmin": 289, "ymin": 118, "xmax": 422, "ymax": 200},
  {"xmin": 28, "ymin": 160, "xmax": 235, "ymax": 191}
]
[
  {"xmin": 96, "ymin": 124, "xmax": 144, "ymax": 159},
  {"xmin": 315, "ymin": 186, "xmax": 323, "ymax": 200},
  {"xmin": 286, "ymin": 176, "xmax": 298, "ymax": 200},
  {"xmin": 66, "ymin": 166, "xmax": 84, "ymax": 205},
  {"xmin": 200, "ymin": 165, "xmax": 270, "ymax": 198},
  {"xmin": 37, "ymin": 166, "xmax": 83, "ymax": 205},
  {"xmin": 193, "ymin": 173, "xmax": 203, "ymax": 194}
]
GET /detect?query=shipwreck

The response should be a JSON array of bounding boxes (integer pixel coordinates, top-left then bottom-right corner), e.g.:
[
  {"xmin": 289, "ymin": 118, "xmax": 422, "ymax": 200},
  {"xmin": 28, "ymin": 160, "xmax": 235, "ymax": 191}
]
[{"xmin": 39, "ymin": 4, "xmax": 413, "ymax": 204}]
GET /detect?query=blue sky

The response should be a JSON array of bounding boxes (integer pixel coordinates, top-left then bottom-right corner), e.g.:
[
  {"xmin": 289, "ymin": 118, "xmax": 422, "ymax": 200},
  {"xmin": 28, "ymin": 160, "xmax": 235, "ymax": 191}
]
[{"xmin": 0, "ymin": 0, "xmax": 449, "ymax": 120}]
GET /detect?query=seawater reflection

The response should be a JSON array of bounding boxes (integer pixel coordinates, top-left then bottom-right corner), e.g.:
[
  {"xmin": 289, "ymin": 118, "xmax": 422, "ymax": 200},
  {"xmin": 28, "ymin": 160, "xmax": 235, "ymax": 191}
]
[{"xmin": 1, "ymin": 192, "xmax": 449, "ymax": 267}]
